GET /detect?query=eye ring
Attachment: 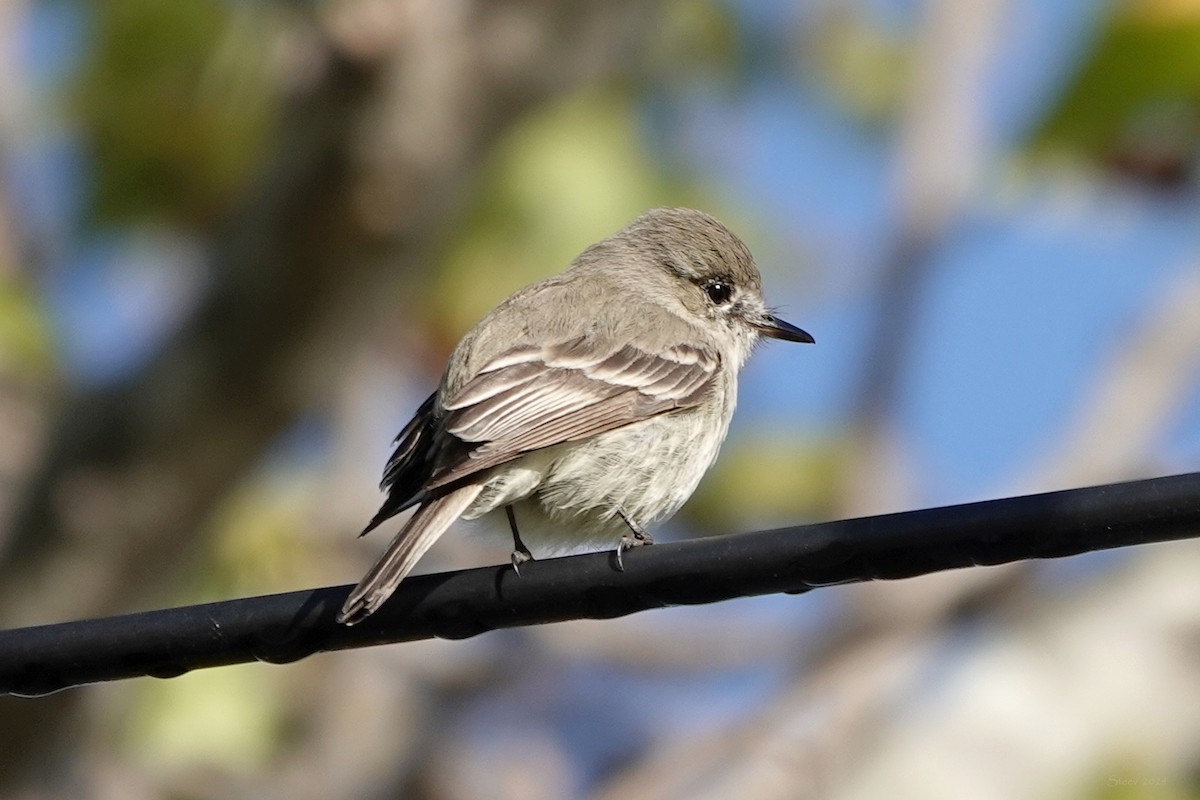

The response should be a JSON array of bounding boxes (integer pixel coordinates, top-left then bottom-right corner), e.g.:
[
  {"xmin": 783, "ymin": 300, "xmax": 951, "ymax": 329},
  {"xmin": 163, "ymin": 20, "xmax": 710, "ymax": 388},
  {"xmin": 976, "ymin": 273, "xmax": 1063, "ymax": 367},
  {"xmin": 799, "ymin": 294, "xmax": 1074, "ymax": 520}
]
[{"xmin": 704, "ymin": 281, "xmax": 733, "ymax": 305}]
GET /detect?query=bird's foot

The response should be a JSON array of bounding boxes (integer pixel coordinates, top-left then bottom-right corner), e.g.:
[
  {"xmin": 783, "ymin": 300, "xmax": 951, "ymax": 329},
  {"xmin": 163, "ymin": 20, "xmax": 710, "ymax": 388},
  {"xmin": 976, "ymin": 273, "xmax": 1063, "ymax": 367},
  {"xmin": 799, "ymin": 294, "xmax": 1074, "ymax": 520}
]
[
  {"xmin": 506, "ymin": 506, "xmax": 534, "ymax": 575},
  {"xmin": 615, "ymin": 510, "xmax": 654, "ymax": 571},
  {"xmin": 510, "ymin": 546, "xmax": 533, "ymax": 576}
]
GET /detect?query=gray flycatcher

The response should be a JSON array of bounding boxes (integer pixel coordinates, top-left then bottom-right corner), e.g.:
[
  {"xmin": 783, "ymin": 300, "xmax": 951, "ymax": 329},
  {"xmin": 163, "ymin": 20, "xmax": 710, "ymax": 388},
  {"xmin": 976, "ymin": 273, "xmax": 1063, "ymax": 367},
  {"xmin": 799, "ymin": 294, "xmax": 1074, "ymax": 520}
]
[{"xmin": 339, "ymin": 207, "xmax": 812, "ymax": 624}]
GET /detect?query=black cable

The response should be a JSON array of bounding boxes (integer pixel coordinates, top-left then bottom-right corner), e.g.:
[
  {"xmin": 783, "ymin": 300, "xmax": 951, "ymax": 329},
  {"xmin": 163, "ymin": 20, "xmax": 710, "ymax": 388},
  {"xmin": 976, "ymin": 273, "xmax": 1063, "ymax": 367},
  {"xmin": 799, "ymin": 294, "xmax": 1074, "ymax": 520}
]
[{"xmin": 3, "ymin": 471, "xmax": 1200, "ymax": 697}]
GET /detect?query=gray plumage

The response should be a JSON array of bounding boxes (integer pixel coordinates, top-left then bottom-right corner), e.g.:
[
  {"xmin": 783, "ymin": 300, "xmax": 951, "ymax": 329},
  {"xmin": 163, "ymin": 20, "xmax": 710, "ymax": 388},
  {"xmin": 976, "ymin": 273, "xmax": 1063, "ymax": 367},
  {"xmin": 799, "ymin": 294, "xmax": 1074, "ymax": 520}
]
[{"xmin": 339, "ymin": 208, "xmax": 812, "ymax": 625}]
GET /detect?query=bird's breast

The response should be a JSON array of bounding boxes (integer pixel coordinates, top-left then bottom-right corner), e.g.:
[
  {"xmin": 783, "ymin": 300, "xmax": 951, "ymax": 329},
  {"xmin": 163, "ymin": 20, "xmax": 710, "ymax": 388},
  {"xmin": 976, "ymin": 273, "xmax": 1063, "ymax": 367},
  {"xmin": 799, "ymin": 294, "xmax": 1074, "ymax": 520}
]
[{"xmin": 462, "ymin": 372, "xmax": 737, "ymax": 554}]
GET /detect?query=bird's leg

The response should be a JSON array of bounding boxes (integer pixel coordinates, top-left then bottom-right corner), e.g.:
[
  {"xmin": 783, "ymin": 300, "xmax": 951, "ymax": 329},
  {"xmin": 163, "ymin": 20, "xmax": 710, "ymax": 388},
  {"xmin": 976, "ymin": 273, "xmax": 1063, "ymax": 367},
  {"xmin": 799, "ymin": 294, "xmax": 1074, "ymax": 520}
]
[
  {"xmin": 506, "ymin": 505, "xmax": 533, "ymax": 575},
  {"xmin": 615, "ymin": 509, "xmax": 654, "ymax": 571}
]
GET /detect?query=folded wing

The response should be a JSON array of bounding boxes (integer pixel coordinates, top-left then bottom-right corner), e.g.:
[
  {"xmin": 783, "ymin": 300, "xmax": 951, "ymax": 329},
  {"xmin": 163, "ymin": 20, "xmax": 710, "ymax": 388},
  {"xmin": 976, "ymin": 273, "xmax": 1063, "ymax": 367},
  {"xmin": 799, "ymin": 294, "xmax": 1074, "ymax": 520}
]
[{"xmin": 427, "ymin": 336, "xmax": 720, "ymax": 489}]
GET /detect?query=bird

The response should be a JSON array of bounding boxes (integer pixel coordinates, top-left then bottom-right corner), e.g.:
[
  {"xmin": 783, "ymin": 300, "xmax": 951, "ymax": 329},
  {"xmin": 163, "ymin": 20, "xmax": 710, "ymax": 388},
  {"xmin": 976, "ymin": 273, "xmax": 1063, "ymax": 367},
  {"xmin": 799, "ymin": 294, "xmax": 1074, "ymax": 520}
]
[{"xmin": 338, "ymin": 207, "xmax": 813, "ymax": 624}]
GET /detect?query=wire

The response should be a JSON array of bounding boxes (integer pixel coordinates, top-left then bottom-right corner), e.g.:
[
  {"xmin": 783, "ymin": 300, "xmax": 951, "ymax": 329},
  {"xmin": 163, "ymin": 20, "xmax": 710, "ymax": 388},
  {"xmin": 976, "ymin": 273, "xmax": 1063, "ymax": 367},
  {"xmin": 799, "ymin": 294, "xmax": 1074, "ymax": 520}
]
[{"xmin": 3, "ymin": 471, "xmax": 1200, "ymax": 697}]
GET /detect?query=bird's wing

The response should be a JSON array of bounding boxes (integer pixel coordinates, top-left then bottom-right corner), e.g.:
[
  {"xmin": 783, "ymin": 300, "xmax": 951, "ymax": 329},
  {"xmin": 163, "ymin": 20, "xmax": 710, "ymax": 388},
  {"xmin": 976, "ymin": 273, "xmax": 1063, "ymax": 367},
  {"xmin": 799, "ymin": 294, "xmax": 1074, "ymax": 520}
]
[
  {"xmin": 358, "ymin": 391, "xmax": 441, "ymax": 536},
  {"xmin": 425, "ymin": 335, "xmax": 721, "ymax": 489},
  {"xmin": 379, "ymin": 391, "xmax": 438, "ymax": 493}
]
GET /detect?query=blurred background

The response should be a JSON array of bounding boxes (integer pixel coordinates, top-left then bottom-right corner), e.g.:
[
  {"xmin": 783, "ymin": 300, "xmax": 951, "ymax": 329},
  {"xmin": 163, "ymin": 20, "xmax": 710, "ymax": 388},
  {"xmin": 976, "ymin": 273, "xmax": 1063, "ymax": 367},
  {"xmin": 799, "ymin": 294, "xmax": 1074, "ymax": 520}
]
[{"xmin": 2, "ymin": 0, "xmax": 1200, "ymax": 798}]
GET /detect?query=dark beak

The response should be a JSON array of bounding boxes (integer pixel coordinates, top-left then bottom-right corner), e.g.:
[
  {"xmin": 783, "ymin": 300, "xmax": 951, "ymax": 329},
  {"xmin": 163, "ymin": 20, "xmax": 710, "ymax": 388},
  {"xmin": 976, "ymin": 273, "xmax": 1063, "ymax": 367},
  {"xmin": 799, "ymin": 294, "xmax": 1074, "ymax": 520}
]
[{"xmin": 753, "ymin": 314, "xmax": 814, "ymax": 344}]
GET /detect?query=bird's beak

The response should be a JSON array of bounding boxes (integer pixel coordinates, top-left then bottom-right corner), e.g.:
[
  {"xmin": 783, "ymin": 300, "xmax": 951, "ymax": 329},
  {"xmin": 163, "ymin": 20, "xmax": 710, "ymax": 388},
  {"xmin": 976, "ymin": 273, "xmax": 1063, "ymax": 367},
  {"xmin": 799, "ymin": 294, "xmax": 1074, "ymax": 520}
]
[{"xmin": 753, "ymin": 314, "xmax": 815, "ymax": 344}]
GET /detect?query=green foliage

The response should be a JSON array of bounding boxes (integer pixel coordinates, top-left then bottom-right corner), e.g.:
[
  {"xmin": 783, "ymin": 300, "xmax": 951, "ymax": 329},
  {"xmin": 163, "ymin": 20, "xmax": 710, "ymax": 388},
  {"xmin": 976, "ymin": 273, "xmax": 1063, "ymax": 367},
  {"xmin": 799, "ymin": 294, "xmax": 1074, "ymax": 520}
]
[
  {"xmin": 1033, "ymin": 6, "xmax": 1200, "ymax": 160},
  {"xmin": 186, "ymin": 474, "xmax": 331, "ymax": 602},
  {"xmin": 683, "ymin": 434, "xmax": 840, "ymax": 533},
  {"xmin": 803, "ymin": 9, "xmax": 913, "ymax": 124},
  {"xmin": 75, "ymin": 0, "xmax": 278, "ymax": 227},
  {"xmin": 0, "ymin": 278, "xmax": 54, "ymax": 375},
  {"xmin": 431, "ymin": 88, "xmax": 711, "ymax": 339},
  {"xmin": 122, "ymin": 663, "xmax": 284, "ymax": 773},
  {"xmin": 1086, "ymin": 764, "xmax": 1195, "ymax": 800},
  {"xmin": 649, "ymin": 0, "xmax": 741, "ymax": 82}
]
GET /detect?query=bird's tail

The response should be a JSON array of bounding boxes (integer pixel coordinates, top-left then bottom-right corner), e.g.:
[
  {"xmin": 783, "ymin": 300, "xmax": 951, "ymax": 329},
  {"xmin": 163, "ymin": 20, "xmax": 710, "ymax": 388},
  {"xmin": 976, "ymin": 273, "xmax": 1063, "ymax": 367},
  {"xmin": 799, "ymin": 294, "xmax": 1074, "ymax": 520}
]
[{"xmin": 338, "ymin": 484, "xmax": 483, "ymax": 625}]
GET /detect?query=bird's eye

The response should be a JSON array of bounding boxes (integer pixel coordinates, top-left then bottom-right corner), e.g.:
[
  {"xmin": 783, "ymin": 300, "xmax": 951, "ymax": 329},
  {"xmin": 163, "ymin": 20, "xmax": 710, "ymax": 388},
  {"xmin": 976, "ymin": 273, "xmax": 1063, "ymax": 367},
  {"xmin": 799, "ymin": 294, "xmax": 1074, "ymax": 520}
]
[{"xmin": 704, "ymin": 281, "xmax": 733, "ymax": 305}]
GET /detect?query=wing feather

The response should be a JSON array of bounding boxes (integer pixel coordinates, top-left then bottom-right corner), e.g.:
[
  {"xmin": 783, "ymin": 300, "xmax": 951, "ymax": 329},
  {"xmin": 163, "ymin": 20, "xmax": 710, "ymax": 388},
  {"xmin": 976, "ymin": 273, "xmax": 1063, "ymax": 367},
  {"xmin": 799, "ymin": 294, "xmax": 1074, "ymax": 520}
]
[
  {"xmin": 425, "ymin": 335, "xmax": 720, "ymax": 489},
  {"xmin": 379, "ymin": 391, "xmax": 438, "ymax": 492},
  {"xmin": 444, "ymin": 361, "xmax": 543, "ymax": 409}
]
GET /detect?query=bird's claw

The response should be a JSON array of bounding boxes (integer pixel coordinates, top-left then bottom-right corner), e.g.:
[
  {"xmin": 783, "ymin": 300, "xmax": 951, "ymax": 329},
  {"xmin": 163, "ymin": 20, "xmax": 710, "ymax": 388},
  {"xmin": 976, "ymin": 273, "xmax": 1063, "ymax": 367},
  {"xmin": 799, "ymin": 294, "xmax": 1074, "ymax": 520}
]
[
  {"xmin": 614, "ymin": 532, "xmax": 653, "ymax": 572},
  {"xmin": 505, "ymin": 506, "xmax": 534, "ymax": 575},
  {"xmin": 511, "ymin": 547, "xmax": 533, "ymax": 576}
]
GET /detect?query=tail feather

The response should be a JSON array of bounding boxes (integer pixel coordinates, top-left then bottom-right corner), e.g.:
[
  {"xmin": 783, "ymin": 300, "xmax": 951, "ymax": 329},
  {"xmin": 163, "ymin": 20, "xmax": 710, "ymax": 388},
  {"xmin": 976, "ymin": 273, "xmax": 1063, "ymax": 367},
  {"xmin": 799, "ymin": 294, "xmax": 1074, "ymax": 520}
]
[
  {"xmin": 358, "ymin": 490, "xmax": 427, "ymax": 538},
  {"xmin": 338, "ymin": 484, "xmax": 483, "ymax": 625}
]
